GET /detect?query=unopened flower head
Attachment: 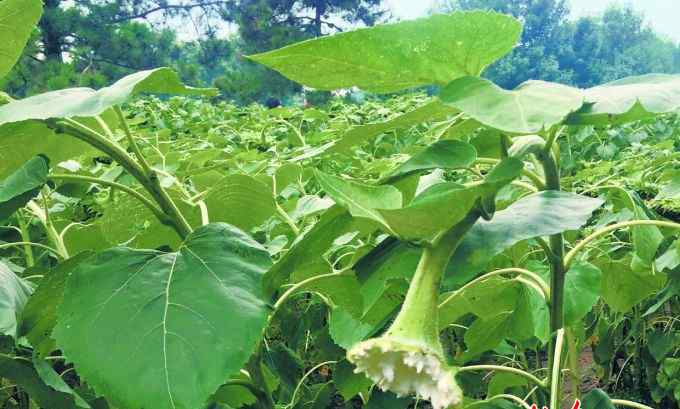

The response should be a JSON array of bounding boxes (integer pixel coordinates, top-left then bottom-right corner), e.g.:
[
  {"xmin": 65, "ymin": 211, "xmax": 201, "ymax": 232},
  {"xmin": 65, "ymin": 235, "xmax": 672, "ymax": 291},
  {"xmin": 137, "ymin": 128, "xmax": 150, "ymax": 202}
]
[{"xmin": 348, "ymin": 337, "xmax": 462, "ymax": 409}]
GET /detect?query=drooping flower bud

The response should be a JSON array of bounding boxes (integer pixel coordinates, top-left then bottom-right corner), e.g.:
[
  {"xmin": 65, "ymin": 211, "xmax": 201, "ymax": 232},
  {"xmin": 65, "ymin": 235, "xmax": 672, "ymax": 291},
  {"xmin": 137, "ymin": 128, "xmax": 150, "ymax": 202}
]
[{"xmin": 348, "ymin": 227, "xmax": 470, "ymax": 409}]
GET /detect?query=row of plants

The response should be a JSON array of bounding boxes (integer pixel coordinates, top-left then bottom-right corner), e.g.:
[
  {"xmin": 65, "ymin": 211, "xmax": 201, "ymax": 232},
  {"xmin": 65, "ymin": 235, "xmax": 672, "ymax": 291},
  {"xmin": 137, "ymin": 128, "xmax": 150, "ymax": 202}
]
[{"xmin": 2, "ymin": 1, "xmax": 680, "ymax": 408}]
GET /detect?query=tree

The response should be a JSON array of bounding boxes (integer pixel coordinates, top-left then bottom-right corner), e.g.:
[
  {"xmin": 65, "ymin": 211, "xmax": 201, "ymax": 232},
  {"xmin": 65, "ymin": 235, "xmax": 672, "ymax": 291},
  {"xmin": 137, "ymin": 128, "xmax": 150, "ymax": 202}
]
[
  {"xmin": 433, "ymin": 0, "xmax": 680, "ymax": 88},
  {"xmin": 1, "ymin": 0, "xmax": 234, "ymax": 96},
  {"xmin": 214, "ymin": 0, "xmax": 387, "ymax": 104}
]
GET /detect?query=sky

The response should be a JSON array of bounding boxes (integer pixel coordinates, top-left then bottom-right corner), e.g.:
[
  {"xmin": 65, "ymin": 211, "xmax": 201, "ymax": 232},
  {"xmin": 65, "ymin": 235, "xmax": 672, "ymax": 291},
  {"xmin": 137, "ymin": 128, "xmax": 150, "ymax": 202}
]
[{"xmin": 388, "ymin": 0, "xmax": 680, "ymax": 42}]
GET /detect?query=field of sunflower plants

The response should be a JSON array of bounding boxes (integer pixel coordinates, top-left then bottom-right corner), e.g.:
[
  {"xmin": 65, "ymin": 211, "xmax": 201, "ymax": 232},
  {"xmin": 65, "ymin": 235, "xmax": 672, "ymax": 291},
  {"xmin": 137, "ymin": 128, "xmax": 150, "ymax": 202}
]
[{"xmin": 3, "ymin": 1, "xmax": 680, "ymax": 408}]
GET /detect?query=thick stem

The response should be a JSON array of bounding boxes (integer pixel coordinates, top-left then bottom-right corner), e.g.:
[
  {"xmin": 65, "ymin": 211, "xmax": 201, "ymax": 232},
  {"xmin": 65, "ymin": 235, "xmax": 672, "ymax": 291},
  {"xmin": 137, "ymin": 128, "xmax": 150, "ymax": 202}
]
[
  {"xmin": 537, "ymin": 150, "xmax": 565, "ymax": 405},
  {"xmin": 26, "ymin": 201, "xmax": 68, "ymax": 260},
  {"xmin": 50, "ymin": 119, "xmax": 193, "ymax": 239},
  {"xmin": 549, "ymin": 329, "xmax": 565, "ymax": 409},
  {"xmin": 386, "ymin": 210, "xmax": 480, "ymax": 353}
]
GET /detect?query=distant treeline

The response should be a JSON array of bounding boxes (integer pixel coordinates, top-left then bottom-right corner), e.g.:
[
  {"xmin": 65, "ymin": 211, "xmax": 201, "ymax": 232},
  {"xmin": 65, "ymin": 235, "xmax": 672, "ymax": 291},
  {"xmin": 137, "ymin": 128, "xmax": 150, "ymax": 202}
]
[{"xmin": 2, "ymin": 0, "xmax": 678, "ymax": 104}]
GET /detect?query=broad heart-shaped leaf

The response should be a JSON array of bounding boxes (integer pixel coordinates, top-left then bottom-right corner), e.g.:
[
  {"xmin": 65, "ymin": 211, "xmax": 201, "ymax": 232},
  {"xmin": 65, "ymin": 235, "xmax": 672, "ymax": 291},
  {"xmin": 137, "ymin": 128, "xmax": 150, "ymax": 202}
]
[
  {"xmin": 0, "ymin": 155, "xmax": 49, "ymax": 221},
  {"xmin": 325, "ymin": 100, "xmax": 457, "ymax": 155},
  {"xmin": 18, "ymin": 252, "xmax": 94, "ymax": 356},
  {"xmin": 53, "ymin": 223, "xmax": 271, "ymax": 409},
  {"xmin": 383, "ymin": 140, "xmax": 477, "ymax": 183},
  {"xmin": 248, "ymin": 11, "xmax": 521, "ymax": 93},
  {"xmin": 0, "ymin": 261, "xmax": 33, "ymax": 338},
  {"xmin": 445, "ymin": 191, "xmax": 603, "ymax": 288},
  {"xmin": 567, "ymin": 74, "xmax": 680, "ymax": 126},
  {"xmin": 0, "ymin": 0, "xmax": 43, "ymax": 78},
  {"xmin": 314, "ymin": 170, "xmax": 402, "ymax": 232},
  {"xmin": 379, "ymin": 157, "xmax": 523, "ymax": 240},
  {"xmin": 440, "ymin": 77, "xmax": 584, "ymax": 134},
  {"xmin": 0, "ymin": 68, "xmax": 217, "ymax": 125},
  {"xmin": 204, "ymin": 174, "xmax": 277, "ymax": 231}
]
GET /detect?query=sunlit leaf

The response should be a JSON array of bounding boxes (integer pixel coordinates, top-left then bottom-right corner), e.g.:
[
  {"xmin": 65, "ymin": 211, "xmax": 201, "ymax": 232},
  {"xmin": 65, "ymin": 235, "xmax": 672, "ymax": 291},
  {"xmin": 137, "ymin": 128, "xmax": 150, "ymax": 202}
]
[
  {"xmin": 249, "ymin": 11, "xmax": 521, "ymax": 93},
  {"xmin": 441, "ymin": 77, "xmax": 583, "ymax": 133}
]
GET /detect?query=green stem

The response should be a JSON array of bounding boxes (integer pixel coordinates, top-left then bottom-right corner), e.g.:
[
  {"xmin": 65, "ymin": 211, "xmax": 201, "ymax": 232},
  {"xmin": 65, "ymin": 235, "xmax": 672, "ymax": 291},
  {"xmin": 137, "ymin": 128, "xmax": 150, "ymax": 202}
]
[
  {"xmin": 549, "ymin": 328, "xmax": 565, "ymax": 409},
  {"xmin": 0, "ymin": 241, "xmax": 61, "ymax": 256},
  {"xmin": 537, "ymin": 150, "xmax": 565, "ymax": 398},
  {"xmin": 565, "ymin": 220, "xmax": 680, "ymax": 268},
  {"xmin": 50, "ymin": 119, "xmax": 193, "ymax": 239},
  {"xmin": 386, "ymin": 210, "xmax": 480, "ymax": 352},
  {"xmin": 457, "ymin": 365, "xmax": 546, "ymax": 388},
  {"xmin": 48, "ymin": 174, "xmax": 168, "ymax": 225},
  {"xmin": 273, "ymin": 272, "xmax": 341, "ymax": 312},
  {"xmin": 438, "ymin": 267, "xmax": 550, "ymax": 309},
  {"xmin": 114, "ymin": 106, "xmax": 153, "ymax": 173},
  {"xmin": 17, "ymin": 215, "xmax": 34, "ymax": 267},
  {"xmin": 26, "ymin": 200, "xmax": 68, "ymax": 260}
]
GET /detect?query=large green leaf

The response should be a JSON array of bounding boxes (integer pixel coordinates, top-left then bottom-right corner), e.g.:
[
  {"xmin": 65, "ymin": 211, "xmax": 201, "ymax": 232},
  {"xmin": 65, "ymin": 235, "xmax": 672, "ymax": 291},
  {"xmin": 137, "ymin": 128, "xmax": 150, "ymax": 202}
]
[
  {"xmin": 0, "ymin": 155, "xmax": 49, "ymax": 220},
  {"xmin": 0, "ymin": 261, "xmax": 33, "ymax": 338},
  {"xmin": 204, "ymin": 174, "xmax": 277, "ymax": 231},
  {"xmin": 0, "ymin": 68, "xmax": 217, "ymax": 125},
  {"xmin": 567, "ymin": 74, "xmax": 680, "ymax": 125},
  {"xmin": 383, "ymin": 140, "xmax": 477, "ymax": 183},
  {"xmin": 440, "ymin": 77, "xmax": 583, "ymax": 134},
  {"xmin": 249, "ymin": 11, "xmax": 521, "ymax": 93},
  {"xmin": 446, "ymin": 191, "xmax": 603, "ymax": 287},
  {"xmin": 0, "ymin": 0, "xmax": 43, "ymax": 78},
  {"xmin": 379, "ymin": 158, "xmax": 523, "ymax": 240},
  {"xmin": 19, "ymin": 252, "xmax": 94, "ymax": 356},
  {"xmin": 53, "ymin": 223, "xmax": 271, "ymax": 409}
]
